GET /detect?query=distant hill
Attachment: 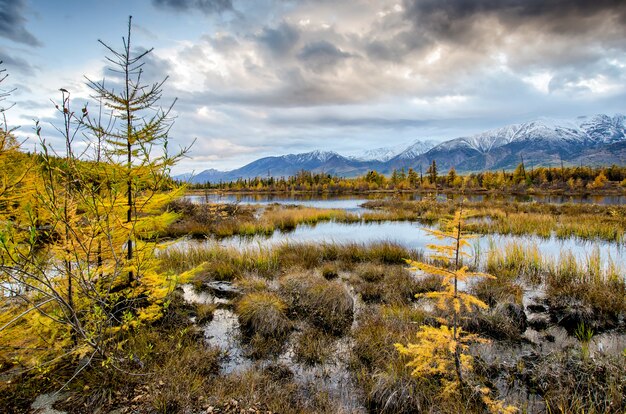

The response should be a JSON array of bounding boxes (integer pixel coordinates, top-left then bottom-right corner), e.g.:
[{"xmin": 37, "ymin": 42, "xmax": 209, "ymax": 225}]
[{"xmin": 178, "ymin": 114, "xmax": 626, "ymax": 183}]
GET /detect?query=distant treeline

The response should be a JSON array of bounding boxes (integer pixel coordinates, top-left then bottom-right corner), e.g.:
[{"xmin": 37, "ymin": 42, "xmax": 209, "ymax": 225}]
[{"xmin": 184, "ymin": 162, "xmax": 626, "ymax": 193}]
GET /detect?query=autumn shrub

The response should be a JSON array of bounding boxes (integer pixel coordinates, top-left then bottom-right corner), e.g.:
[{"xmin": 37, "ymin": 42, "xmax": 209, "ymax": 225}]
[{"xmin": 397, "ymin": 208, "xmax": 516, "ymax": 413}]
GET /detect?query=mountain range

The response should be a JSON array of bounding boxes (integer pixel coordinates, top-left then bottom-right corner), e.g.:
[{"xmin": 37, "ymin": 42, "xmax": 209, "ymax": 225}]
[{"xmin": 179, "ymin": 114, "xmax": 626, "ymax": 184}]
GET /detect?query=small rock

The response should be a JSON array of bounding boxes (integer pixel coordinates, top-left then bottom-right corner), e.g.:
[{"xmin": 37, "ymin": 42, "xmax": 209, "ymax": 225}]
[
  {"xmin": 527, "ymin": 313, "xmax": 550, "ymax": 331},
  {"xmin": 205, "ymin": 281, "xmax": 242, "ymax": 299},
  {"xmin": 31, "ymin": 393, "xmax": 67, "ymax": 414},
  {"xmin": 526, "ymin": 303, "xmax": 548, "ymax": 314}
]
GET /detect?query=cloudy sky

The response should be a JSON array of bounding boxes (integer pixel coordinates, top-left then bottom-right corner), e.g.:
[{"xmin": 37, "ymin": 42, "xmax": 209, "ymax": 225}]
[{"xmin": 1, "ymin": 0, "xmax": 625, "ymax": 173}]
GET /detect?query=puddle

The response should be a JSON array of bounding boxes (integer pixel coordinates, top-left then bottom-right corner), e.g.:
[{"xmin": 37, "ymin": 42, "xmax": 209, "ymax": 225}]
[
  {"xmin": 203, "ymin": 308, "xmax": 251, "ymax": 374},
  {"xmin": 277, "ymin": 335, "xmax": 365, "ymax": 413}
]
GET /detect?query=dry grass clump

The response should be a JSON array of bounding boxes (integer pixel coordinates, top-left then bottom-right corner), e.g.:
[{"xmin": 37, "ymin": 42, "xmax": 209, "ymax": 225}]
[
  {"xmin": 161, "ymin": 244, "xmax": 280, "ymax": 278},
  {"xmin": 147, "ymin": 340, "xmax": 221, "ymax": 413},
  {"xmin": 351, "ymin": 264, "xmax": 419, "ymax": 305},
  {"xmin": 207, "ymin": 366, "xmax": 337, "ymax": 414},
  {"xmin": 486, "ymin": 241, "xmax": 543, "ymax": 284},
  {"xmin": 463, "ymin": 302, "xmax": 527, "ymax": 341},
  {"xmin": 330, "ymin": 241, "xmax": 421, "ymax": 266},
  {"xmin": 530, "ymin": 351, "xmax": 626, "ymax": 413},
  {"xmin": 545, "ymin": 249, "xmax": 626, "ymax": 332},
  {"xmin": 236, "ymin": 292, "xmax": 293, "ymax": 358},
  {"xmin": 351, "ymin": 305, "xmax": 436, "ymax": 413},
  {"xmin": 382, "ymin": 267, "xmax": 420, "ymax": 305},
  {"xmin": 275, "ymin": 243, "xmax": 325, "ymax": 269},
  {"xmin": 195, "ymin": 303, "xmax": 217, "ymax": 324},
  {"xmin": 261, "ymin": 205, "xmax": 355, "ymax": 231},
  {"xmin": 195, "ymin": 260, "xmax": 241, "ymax": 282},
  {"xmin": 293, "ymin": 326, "xmax": 335, "ymax": 365},
  {"xmin": 281, "ymin": 273, "xmax": 354, "ymax": 335},
  {"xmin": 165, "ymin": 200, "xmax": 359, "ymax": 239},
  {"xmin": 320, "ymin": 263, "xmax": 339, "ymax": 280},
  {"xmin": 55, "ymin": 305, "xmax": 220, "ymax": 413},
  {"xmin": 236, "ymin": 292, "xmax": 292, "ymax": 339},
  {"xmin": 363, "ymin": 199, "xmax": 626, "ymax": 243},
  {"xmin": 412, "ymin": 274, "xmax": 445, "ymax": 294},
  {"xmin": 485, "ymin": 241, "xmax": 626, "ymax": 332},
  {"xmin": 356, "ymin": 263, "xmax": 386, "ymax": 282},
  {"xmin": 471, "ymin": 277, "xmax": 523, "ymax": 308},
  {"xmin": 165, "ymin": 199, "xmax": 257, "ymax": 238},
  {"xmin": 236, "ymin": 276, "xmax": 270, "ymax": 293}
]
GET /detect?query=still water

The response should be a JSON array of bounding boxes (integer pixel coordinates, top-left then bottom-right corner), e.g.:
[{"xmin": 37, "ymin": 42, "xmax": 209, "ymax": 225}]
[
  {"xmin": 180, "ymin": 220, "xmax": 624, "ymax": 269},
  {"xmin": 184, "ymin": 192, "xmax": 626, "ymax": 210}
]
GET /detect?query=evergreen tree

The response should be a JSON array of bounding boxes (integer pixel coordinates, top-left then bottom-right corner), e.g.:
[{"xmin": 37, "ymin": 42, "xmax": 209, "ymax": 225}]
[{"xmin": 427, "ymin": 159, "xmax": 438, "ymax": 185}]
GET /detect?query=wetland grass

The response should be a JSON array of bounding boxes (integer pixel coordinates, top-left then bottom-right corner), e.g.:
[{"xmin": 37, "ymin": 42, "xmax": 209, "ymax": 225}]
[
  {"xmin": 281, "ymin": 273, "xmax": 354, "ymax": 335},
  {"xmin": 485, "ymin": 240, "xmax": 626, "ymax": 332},
  {"xmin": 165, "ymin": 200, "xmax": 359, "ymax": 238},
  {"xmin": 362, "ymin": 198, "xmax": 626, "ymax": 242}
]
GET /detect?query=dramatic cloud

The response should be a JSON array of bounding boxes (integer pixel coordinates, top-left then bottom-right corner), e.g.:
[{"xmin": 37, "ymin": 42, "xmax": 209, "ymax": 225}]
[
  {"xmin": 5, "ymin": 0, "xmax": 626, "ymax": 172},
  {"xmin": 0, "ymin": 0, "xmax": 40, "ymax": 46},
  {"xmin": 152, "ymin": 0, "xmax": 233, "ymax": 14}
]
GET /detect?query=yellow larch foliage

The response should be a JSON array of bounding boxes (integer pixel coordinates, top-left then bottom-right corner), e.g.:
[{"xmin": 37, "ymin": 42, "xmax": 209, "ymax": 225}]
[{"xmin": 396, "ymin": 206, "xmax": 517, "ymax": 413}]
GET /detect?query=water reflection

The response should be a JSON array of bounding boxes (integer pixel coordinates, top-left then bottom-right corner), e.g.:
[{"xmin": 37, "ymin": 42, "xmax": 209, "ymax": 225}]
[
  {"xmin": 181, "ymin": 221, "xmax": 624, "ymax": 269},
  {"xmin": 184, "ymin": 192, "xmax": 626, "ymax": 209},
  {"xmin": 184, "ymin": 193, "xmax": 375, "ymax": 212}
]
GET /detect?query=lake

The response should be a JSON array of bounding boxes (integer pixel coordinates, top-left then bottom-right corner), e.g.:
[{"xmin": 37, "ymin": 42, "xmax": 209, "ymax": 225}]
[
  {"xmin": 174, "ymin": 220, "xmax": 624, "ymax": 270},
  {"xmin": 184, "ymin": 192, "xmax": 626, "ymax": 210}
]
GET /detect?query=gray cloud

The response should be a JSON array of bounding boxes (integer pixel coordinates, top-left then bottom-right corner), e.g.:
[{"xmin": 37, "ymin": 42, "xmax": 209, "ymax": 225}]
[
  {"xmin": 152, "ymin": 0, "xmax": 233, "ymax": 14},
  {"xmin": 402, "ymin": 0, "xmax": 626, "ymax": 38},
  {"xmin": 5, "ymin": 0, "xmax": 626, "ymax": 173},
  {"xmin": 0, "ymin": 50, "xmax": 35, "ymax": 76},
  {"xmin": 297, "ymin": 40, "xmax": 352, "ymax": 72},
  {"xmin": 0, "ymin": 0, "xmax": 40, "ymax": 46},
  {"xmin": 256, "ymin": 22, "xmax": 300, "ymax": 57}
]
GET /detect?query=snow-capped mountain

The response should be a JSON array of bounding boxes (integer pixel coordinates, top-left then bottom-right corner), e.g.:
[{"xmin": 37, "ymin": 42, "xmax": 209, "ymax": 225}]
[
  {"xmin": 352, "ymin": 140, "xmax": 437, "ymax": 162},
  {"xmin": 351, "ymin": 143, "xmax": 409, "ymax": 162},
  {"xmin": 284, "ymin": 150, "xmax": 340, "ymax": 164},
  {"xmin": 178, "ymin": 114, "xmax": 626, "ymax": 183},
  {"xmin": 395, "ymin": 140, "xmax": 438, "ymax": 159},
  {"xmin": 432, "ymin": 114, "xmax": 625, "ymax": 155}
]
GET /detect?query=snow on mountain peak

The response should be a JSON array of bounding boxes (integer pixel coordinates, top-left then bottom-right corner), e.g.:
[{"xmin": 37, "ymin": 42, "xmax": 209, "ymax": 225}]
[
  {"xmin": 432, "ymin": 114, "xmax": 625, "ymax": 154},
  {"xmin": 286, "ymin": 150, "xmax": 340, "ymax": 163},
  {"xmin": 396, "ymin": 140, "xmax": 438, "ymax": 159}
]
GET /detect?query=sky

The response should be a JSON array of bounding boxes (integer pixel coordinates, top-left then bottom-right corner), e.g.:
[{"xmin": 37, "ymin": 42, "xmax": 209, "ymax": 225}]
[{"xmin": 1, "ymin": 0, "xmax": 625, "ymax": 174}]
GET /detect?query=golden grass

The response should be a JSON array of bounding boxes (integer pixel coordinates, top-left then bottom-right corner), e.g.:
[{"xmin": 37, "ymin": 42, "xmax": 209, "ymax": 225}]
[{"xmin": 236, "ymin": 292, "xmax": 292, "ymax": 339}]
